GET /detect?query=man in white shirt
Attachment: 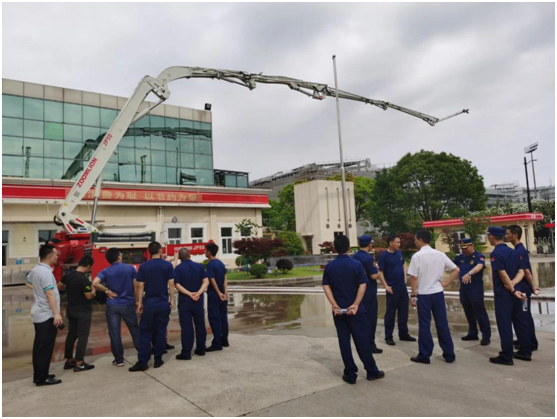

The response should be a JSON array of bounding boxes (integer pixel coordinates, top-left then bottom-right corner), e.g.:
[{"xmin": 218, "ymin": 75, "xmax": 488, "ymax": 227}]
[{"xmin": 407, "ymin": 230, "xmax": 460, "ymax": 364}]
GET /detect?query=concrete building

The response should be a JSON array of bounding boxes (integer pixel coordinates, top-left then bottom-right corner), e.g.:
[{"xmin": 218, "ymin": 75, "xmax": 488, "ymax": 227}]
[
  {"xmin": 486, "ymin": 181, "xmax": 555, "ymax": 207},
  {"xmin": 294, "ymin": 180, "xmax": 357, "ymax": 254}
]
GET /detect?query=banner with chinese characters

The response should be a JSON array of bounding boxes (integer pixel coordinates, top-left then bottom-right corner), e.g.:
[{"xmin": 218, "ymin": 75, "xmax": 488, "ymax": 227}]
[
  {"xmin": 82, "ymin": 189, "xmax": 202, "ymax": 203},
  {"xmin": 166, "ymin": 242, "xmax": 213, "ymax": 256}
]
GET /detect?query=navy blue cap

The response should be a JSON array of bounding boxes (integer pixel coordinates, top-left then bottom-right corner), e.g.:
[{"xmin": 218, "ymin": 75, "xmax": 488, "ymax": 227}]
[
  {"xmin": 487, "ymin": 226, "xmax": 505, "ymax": 236},
  {"xmin": 359, "ymin": 234, "xmax": 373, "ymax": 247},
  {"xmin": 459, "ymin": 238, "xmax": 473, "ymax": 246}
]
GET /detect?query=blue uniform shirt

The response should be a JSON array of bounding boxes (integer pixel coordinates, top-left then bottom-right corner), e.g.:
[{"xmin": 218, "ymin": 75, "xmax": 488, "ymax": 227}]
[
  {"xmin": 352, "ymin": 250, "xmax": 378, "ymax": 293},
  {"xmin": 490, "ymin": 243, "xmax": 522, "ymax": 296},
  {"xmin": 322, "ymin": 254, "xmax": 369, "ymax": 309},
  {"xmin": 514, "ymin": 243, "xmax": 532, "ymax": 293},
  {"xmin": 378, "ymin": 250, "xmax": 406, "ymax": 289},
  {"xmin": 174, "ymin": 259, "xmax": 207, "ymax": 304},
  {"xmin": 97, "ymin": 262, "xmax": 137, "ymax": 306},
  {"xmin": 206, "ymin": 259, "xmax": 227, "ymax": 294},
  {"xmin": 137, "ymin": 258, "xmax": 175, "ymax": 307},
  {"xmin": 453, "ymin": 251, "xmax": 486, "ymax": 290}
]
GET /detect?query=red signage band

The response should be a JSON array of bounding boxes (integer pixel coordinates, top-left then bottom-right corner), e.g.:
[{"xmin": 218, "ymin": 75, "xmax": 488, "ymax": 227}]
[{"xmin": 422, "ymin": 213, "xmax": 544, "ymax": 228}]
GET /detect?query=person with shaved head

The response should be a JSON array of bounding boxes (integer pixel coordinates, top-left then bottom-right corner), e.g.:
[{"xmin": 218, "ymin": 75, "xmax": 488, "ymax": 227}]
[{"xmin": 174, "ymin": 247, "xmax": 209, "ymax": 360}]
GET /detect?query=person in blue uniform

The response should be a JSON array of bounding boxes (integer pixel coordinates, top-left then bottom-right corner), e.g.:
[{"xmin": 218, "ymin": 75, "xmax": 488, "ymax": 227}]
[
  {"xmin": 487, "ymin": 227, "xmax": 531, "ymax": 365},
  {"xmin": 129, "ymin": 241, "xmax": 175, "ymax": 371},
  {"xmin": 505, "ymin": 225, "xmax": 539, "ymax": 352},
  {"xmin": 378, "ymin": 234, "xmax": 416, "ymax": 345},
  {"xmin": 453, "ymin": 238, "xmax": 491, "ymax": 345},
  {"xmin": 352, "ymin": 234, "xmax": 382, "ymax": 354},
  {"xmin": 205, "ymin": 243, "xmax": 229, "ymax": 352},
  {"xmin": 174, "ymin": 248, "xmax": 209, "ymax": 360},
  {"xmin": 323, "ymin": 235, "xmax": 384, "ymax": 384}
]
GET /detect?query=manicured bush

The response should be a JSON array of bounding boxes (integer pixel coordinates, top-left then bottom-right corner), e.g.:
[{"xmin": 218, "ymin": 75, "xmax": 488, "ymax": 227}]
[
  {"xmin": 276, "ymin": 231, "xmax": 305, "ymax": 255},
  {"xmin": 250, "ymin": 263, "xmax": 268, "ymax": 279},
  {"xmin": 235, "ymin": 255, "xmax": 248, "ymax": 267},
  {"xmin": 276, "ymin": 258, "xmax": 294, "ymax": 273},
  {"xmin": 233, "ymin": 237, "xmax": 284, "ymax": 264}
]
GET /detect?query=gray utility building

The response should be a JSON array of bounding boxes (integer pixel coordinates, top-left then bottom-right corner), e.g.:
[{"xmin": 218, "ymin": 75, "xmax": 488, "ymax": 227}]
[{"xmin": 486, "ymin": 181, "xmax": 555, "ymax": 207}]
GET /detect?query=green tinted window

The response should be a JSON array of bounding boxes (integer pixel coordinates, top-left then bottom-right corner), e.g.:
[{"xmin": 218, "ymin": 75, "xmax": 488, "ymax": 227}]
[
  {"xmin": 151, "ymin": 133, "xmax": 166, "ymax": 150},
  {"xmin": 166, "ymin": 151, "xmax": 178, "ymax": 167},
  {"xmin": 83, "ymin": 106, "xmax": 100, "ymax": 127},
  {"xmin": 3, "ymin": 117, "xmax": 23, "ymax": 136},
  {"xmin": 180, "ymin": 153, "xmax": 194, "ymax": 168},
  {"xmin": 179, "ymin": 137, "xmax": 194, "ymax": 153},
  {"xmin": 100, "ymin": 108, "xmax": 117, "ymax": 129},
  {"xmin": 44, "ymin": 100, "xmax": 63, "ymax": 122},
  {"xmin": 45, "ymin": 122, "xmax": 64, "ymax": 140},
  {"xmin": 2, "ymin": 95, "xmax": 23, "ymax": 118},
  {"xmin": 3, "ymin": 136, "xmax": 23, "ymax": 155},
  {"xmin": 44, "ymin": 141, "xmax": 63, "ymax": 158},
  {"xmin": 63, "ymin": 160, "xmax": 84, "ymax": 180},
  {"xmin": 64, "ymin": 142, "xmax": 85, "ymax": 159},
  {"xmin": 44, "ymin": 158, "xmax": 64, "ymax": 179},
  {"xmin": 26, "ymin": 157, "xmax": 43, "ymax": 178},
  {"xmin": 166, "ymin": 137, "xmax": 179, "ymax": 151},
  {"xmin": 102, "ymin": 163, "xmax": 119, "ymax": 182},
  {"xmin": 225, "ymin": 174, "xmax": 237, "ymax": 187},
  {"xmin": 2, "ymin": 156, "xmax": 24, "ymax": 177},
  {"xmin": 118, "ymin": 147, "xmax": 135, "ymax": 164},
  {"xmin": 194, "ymin": 139, "xmax": 212, "ymax": 155},
  {"xmin": 152, "ymin": 166, "xmax": 166, "ymax": 184},
  {"xmin": 24, "ymin": 120, "xmax": 43, "ymax": 138},
  {"xmin": 83, "ymin": 126, "xmax": 101, "ymax": 142},
  {"xmin": 64, "ymin": 124, "xmax": 82, "ymax": 142},
  {"xmin": 165, "ymin": 117, "xmax": 180, "ymax": 129},
  {"xmin": 199, "ymin": 122, "xmax": 212, "ymax": 138},
  {"xmin": 151, "ymin": 150, "xmax": 165, "ymax": 166},
  {"xmin": 178, "ymin": 168, "xmax": 196, "ymax": 185},
  {"xmin": 24, "ymin": 98, "xmax": 44, "ymax": 120},
  {"xmin": 120, "ymin": 132, "xmax": 134, "ymax": 148},
  {"xmin": 237, "ymin": 175, "xmax": 248, "ymax": 188},
  {"xmin": 64, "ymin": 103, "xmax": 82, "ymax": 125},
  {"xmin": 195, "ymin": 169, "xmax": 214, "ymax": 186},
  {"xmin": 135, "ymin": 134, "xmax": 150, "ymax": 149},
  {"xmin": 135, "ymin": 150, "xmax": 150, "ymax": 165},
  {"xmin": 119, "ymin": 164, "xmax": 136, "ymax": 183},
  {"xmin": 166, "ymin": 167, "xmax": 178, "ymax": 184},
  {"xmin": 150, "ymin": 115, "xmax": 164, "ymax": 129},
  {"xmin": 137, "ymin": 165, "xmax": 151, "ymax": 184},
  {"xmin": 195, "ymin": 154, "xmax": 213, "ymax": 169},
  {"xmin": 179, "ymin": 119, "xmax": 194, "ymax": 129},
  {"xmin": 133, "ymin": 115, "xmax": 149, "ymax": 128},
  {"xmin": 24, "ymin": 138, "xmax": 44, "ymax": 157}
]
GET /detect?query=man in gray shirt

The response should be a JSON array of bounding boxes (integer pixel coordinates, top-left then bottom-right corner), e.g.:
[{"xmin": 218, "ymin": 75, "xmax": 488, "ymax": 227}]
[{"xmin": 26, "ymin": 245, "xmax": 63, "ymax": 386}]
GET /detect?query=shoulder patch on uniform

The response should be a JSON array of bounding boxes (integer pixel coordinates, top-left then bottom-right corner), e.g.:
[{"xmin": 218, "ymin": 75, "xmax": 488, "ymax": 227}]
[
  {"xmin": 490, "ymin": 257, "xmax": 495, "ymax": 262},
  {"xmin": 479, "ymin": 257, "xmax": 485, "ymax": 261}
]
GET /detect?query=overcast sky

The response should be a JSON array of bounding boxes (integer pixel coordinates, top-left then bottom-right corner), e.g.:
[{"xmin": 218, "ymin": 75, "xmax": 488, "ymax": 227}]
[{"xmin": 3, "ymin": 3, "xmax": 555, "ymax": 188}]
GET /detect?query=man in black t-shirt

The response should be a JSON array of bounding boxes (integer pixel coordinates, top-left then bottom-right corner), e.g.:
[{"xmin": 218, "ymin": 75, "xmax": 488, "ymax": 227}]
[{"xmin": 57, "ymin": 256, "xmax": 96, "ymax": 372}]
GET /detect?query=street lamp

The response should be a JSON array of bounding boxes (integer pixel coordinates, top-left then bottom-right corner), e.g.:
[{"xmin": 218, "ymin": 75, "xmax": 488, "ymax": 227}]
[{"xmin": 524, "ymin": 142, "xmax": 538, "ymax": 199}]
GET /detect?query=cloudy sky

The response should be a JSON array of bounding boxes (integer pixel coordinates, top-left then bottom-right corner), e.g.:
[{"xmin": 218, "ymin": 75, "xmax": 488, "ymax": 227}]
[{"xmin": 3, "ymin": 3, "xmax": 555, "ymax": 188}]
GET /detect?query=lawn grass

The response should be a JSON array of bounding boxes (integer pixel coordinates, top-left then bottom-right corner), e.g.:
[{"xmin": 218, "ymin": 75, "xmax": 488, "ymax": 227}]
[{"xmin": 227, "ymin": 265, "xmax": 323, "ymax": 281}]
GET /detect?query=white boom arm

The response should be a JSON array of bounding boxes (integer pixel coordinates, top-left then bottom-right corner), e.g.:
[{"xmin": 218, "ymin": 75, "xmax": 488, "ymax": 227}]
[{"xmin": 55, "ymin": 66, "xmax": 469, "ymax": 233}]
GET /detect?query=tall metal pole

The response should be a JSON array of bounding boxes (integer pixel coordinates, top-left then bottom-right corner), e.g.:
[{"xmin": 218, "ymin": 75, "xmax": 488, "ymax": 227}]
[
  {"xmin": 524, "ymin": 157, "xmax": 533, "ymax": 213},
  {"xmin": 530, "ymin": 151, "xmax": 538, "ymax": 199},
  {"xmin": 332, "ymin": 55, "xmax": 350, "ymax": 237}
]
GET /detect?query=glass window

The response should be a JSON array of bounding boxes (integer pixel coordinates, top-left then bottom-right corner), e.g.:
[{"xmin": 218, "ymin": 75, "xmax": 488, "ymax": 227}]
[
  {"xmin": 135, "ymin": 134, "xmax": 150, "ymax": 149},
  {"xmin": 64, "ymin": 103, "xmax": 82, "ymax": 125},
  {"xmin": 100, "ymin": 108, "xmax": 118, "ymax": 129},
  {"xmin": 24, "ymin": 120, "xmax": 44, "ymax": 138},
  {"xmin": 179, "ymin": 119, "xmax": 194, "ymax": 129},
  {"xmin": 45, "ymin": 122, "xmax": 64, "ymax": 140},
  {"xmin": 64, "ymin": 141, "xmax": 86, "ymax": 159},
  {"xmin": 150, "ymin": 115, "xmax": 165, "ymax": 129},
  {"xmin": 82, "ymin": 106, "xmax": 100, "ymax": 127},
  {"xmin": 195, "ymin": 169, "xmax": 214, "ymax": 186},
  {"xmin": 2, "ymin": 156, "xmax": 24, "ymax": 177},
  {"xmin": 44, "ymin": 100, "xmax": 63, "ymax": 122},
  {"xmin": 24, "ymin": 138, "xmax": 44, "ymax": 157},
  {"xmin": 190, "ymin": 227, "xmax": 204, "ymax": 243},
  {"xmin": 194, "ymin": 139, "xmax": 212, "ymax": 155},
  {"xmin": 120, "ymin": 132, "xmax": 134, "ymax": 148},
  {"xmin": 152, "ymin": 166, "xmax": 166, "ymax": 184},
  {"xmin": 64, "ymin": 124, "xmax": 82, "ymax": 142},
  {"xmin": 166, "ymin": 137, "xmax": 179, "ymax": 151},
  {"xmin": 225, "ymin": 174, "xmax": 237, "ymax": 187},
  {"xmin": 151, "ymin": 150, "xmax": 165, "ymax": 166},
  {"xmin": 2, "ymin": 95, "xmax": 23, "ymax": 118},
  {"xmin": 199, "ymin": 122, "xmax": 212, "ymax": 139},
  {"xmin": 26, "ymin": 157, "xmax": 43, "ymax": 178},
  {"xmin": 133, "ymin": 115, "xmax": 149, "ymax": 128},
  {"xmin": 180, "ymin": 153, "xmax": 194, "ymax": 168},
  {"xmin": 178, "ymin": 168, "xmax": 196, "ymax": 185},
  {"xmin": 108, "ymin": 148, "xmax": 118, "ymax": 163},
  {"xmin": 44, "ymin": 158, "xmax": 64, "ymax": 179},
  {"xmin": 103, "ymin": 163, "xmax": 119, "ymax": 182},
  {"xmin": 3, "ymin": 117, "xmax": 23, "ymax": 136},
  {"xmin": 83, "ymin": 126, "xmax": 101, "ymax": 142},
  {"xmin": 167, "ymin": 227, "xmax": 182, "ymax": 245},
  {"xmin": 117, "ymin": 164, "xmax": 136, "ymax": 183},
  {"xmin": 166, "ymin": 167, "xmax": 178, "ymax": 184},
  {"xmin": 195, "ymin": 154, "xmax": 213, "ymax": 169},
  {"xmin": 118, "ymin": 147, "xmax": 135, "ymax": 164},
  {"xmin": 137, "ymin": 164, "xmax": 151, "ymax": 184},
  {"xmin": 2, "ymin": 230, "xmax": 8, "ymax": 267},
  {"xmin": 221, "ymin": 227, "xmax": 234, "ymax": 255},
  {"xmin": 38, "ymin": 230, "xmax": 58, "ymax": 244},
  {"xmin": 24, "ymin": 98, "xmax": 44, "ymax": 120},
  {"xmin": 151, "ymin": 133, "xmax": 166, "ymax": 150},
  {"xmin": 63, "ymin": 159, "xmax": 84, "ymax": 180},
  {"xmin": 179, "ymin": 136, "xmax": 194, "ymax": 153},
  {"xmin": 237, "ymin": 175, "xmax": 248, "ymax": 188},
  {"xmin": 3, "ymin": 136, "xmax": 23, "ymax": 155},
  {"xmin": 135, "ymin": 149, "xmax": 150, "ymax": 165},
  {"xmin": 165, "ymin": 117, "xmax": 180, "ymax": 129},
  {"xmin": 166, "ymin": 151, "xmax": 179, "ymax": 167}
]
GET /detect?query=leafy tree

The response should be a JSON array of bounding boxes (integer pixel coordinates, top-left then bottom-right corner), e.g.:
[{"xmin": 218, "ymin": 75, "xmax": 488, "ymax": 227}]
[
  {"xmin": 235, "ymin": 219, "xmax": 261, "ymax": 237},
  {"xmin": 276, "ymin": 231, "xmax": 305, "ymax": 255},
  {"xmin": 440, "ymin": 227, "xmax": 460, "ymax": 254},
  {"xmin": 461, "ymin": 215, "xmax": 491, "ymax": 252},
  {"xmin": 262, "ymin": 184, "xmax": 296, "ymax": 231},
  {"xmin": 233, "ymin": 237, "xmax": 284, "ymax": 264}
]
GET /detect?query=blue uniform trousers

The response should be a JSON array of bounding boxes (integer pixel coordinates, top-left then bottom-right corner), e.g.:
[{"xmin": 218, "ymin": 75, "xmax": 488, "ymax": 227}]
[
  {"xmin": 520, "ymin": 288, "xmax": 538, "ymax": 350},
  {"xmin": 459, "ymin": 288, "xmax": 491, "ymax": 339},
  {"xmin": 494, "ymin": 292, "xmax": 532, "ymax": 362},
  {"xmin": 178, "ymin": 299, "xmax": 207, "ymax": 356},
  {"xmin": 208, "ymin": 292, "xmax": 228, "ymax": 349},
  {"xmin": 333, "ymin": 311, "xmax": 379, "ymax": 381},
  {"xmin": 416, "ymin": 292, "xmax": 455, "ymax": 362},
  {"xmin": 138, "ymin": 304, "xmax": 171, "ymax": 365},
  {"xmin": 364, "ymin": 287, "xmax": 378, "ymax": 350},
  {"xmin": 384, "ymin": 288, "xmax": 410, "ymax": 339}
]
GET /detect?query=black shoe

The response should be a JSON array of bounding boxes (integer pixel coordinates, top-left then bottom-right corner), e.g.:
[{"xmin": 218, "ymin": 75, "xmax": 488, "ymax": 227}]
[
  {"xmin": 461, "ymin": 335, "xmax": 479, "ymax": 341},
  {"xmin": 444, "ymin": 357, "xmax": 456, "ymax": 364},
  {"xmin": 489, "ymin": 356, "xmax": 513, "ymax": 366},
  {"xmin": 400, "ymin": 335, "xmax": 417, "ymax": 342},
  {"xmin": 63, "ymin": 361, "xmax": 76, "ymax": 370},
  {"xmin": 481, "ymin": 338, "xmax": 491, "ymax": 346},
  {"xmin": 176, "ymin": 353, "xmax": 192, "ymax": 360},
  {"xmin": 372, "ymin": 347, "xmax": 383, "ymax": 354},
  {"xmin": 129, "ymin": 362, "xmax": 149, "ymax": 372},
  {"xmin": 154, "ymin": 360, "xmax": 164, "ymax": 368},
  {"xmin": 410, "ymin": 356, "xmax": 430, "ymax": 364},
  {"xmin": 33, "ymin": 374, "xmax": 55, "ymax": 384},
  {"xmin": 513, "ymin": 344, "xmax": 520, "ymax": 351},
  {"xmin": 74, "ymin": 362, "xmax": 95, "ymax": 372},
  {"xmin": 166, "ymin": 343, "xmax": 175, "ymax": 350},
  {"xmin": 205, "ymin": 346, "xmax": 223, "ymax": 352},
  {"xmin": 342, "ymin": 375, "xmax": 356, "ymax": 385},
  {"xmin": 513, "ymin": 352, "xmax": 532, "ymax": 361},
  {"xmin": 385, "ymin": 338, "xmax": 395, "ymax": 346},
  {"xmin": 222, "ymin": 339, "xmax": 230, "ymax": 347},
  {"xmin": 194, "ymin": 350, "xmax": 206, "ymax": 356},
  {"xmin": 36, "ymin": 377, "xmax": 62, "ymax": 386},
  {"xmin": 367, "ymin": 371, "xmax": 385, "ymax": 381}
]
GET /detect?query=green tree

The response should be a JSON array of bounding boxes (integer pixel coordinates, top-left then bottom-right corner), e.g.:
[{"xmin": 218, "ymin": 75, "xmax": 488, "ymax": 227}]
[
  {"xmin": 262, "ymin": 183, "xmax": 298, "ymax": 232},
  {"xmin": 461, "ymin": 215, "xmax": 491, "ymax": 252},
  {"xmin": 276, "ymin": 231, "xmax": 305, "ymax": 255}
]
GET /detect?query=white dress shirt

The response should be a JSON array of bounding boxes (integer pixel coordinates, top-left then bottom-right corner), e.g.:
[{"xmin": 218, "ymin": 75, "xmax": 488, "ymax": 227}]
[{"xmin": 407, "ymin": 245, "xmax": 457, "ymax": 295}]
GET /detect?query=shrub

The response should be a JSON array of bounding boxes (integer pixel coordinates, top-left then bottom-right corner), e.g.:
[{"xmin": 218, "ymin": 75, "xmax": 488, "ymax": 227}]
[
  {"xmin": 276, "ymin": 231, "xmax": 305, "ymax": 255},
  {"xmin": 233, "ymin": 237, "xmax": 284, "ymax": 264},
  {"xmin": 235, "ymin": 255, "xmax": 248, "ymax": 268},
  {"xmin": 318, "ymin": 241, "xmax": 336, "ymax": 254},
  {"xmin": 445, "ymin": 251, "xmax": 457, "ymax": 261},
  {"xmin": 276, "ymin": 258, "xmax": 294, "ymax": 273},
  {"xmin": 250, "ymin": 263, "xmax": 268, "ymax": 279}
]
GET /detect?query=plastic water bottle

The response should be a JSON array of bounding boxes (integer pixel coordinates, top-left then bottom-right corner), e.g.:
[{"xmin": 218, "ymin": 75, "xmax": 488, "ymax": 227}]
[{"xmin": 522, "ymin": 293, "xmax": 528, "ymax": 312}]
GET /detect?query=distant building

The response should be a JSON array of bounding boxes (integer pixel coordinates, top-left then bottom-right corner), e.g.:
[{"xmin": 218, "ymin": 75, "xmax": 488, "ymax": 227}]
[{"xmin": 486, "ymin": 181, "xmax": 555, "ymax": 207}]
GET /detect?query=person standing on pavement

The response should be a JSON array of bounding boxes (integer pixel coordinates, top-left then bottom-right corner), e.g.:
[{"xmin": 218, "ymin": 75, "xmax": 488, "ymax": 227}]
[
  {"xmin": 352, "ymin": 234, "xmax": 383, "ymax": 354},
  {"xmin": 323, "ymin": 235, "xmax": 385, "ymax": 384},
  {"xmin": 26, "ymin": 245, "xmax": 63, "ymax": 386},
  {"xmin": 487, "ymin": 226, "xmax": 531, "ymax": 365},
  {"xmin": 57, "ymin": 256, "xmax": 96, "ymax": 372},
  {"xmin": 378, "ymin": 234, "xmax": 416, "ymax": 346},
  {"xmin": 174, "ymin": 248, "xmax": 209, "ymax": 360},
  {"xmin": 453, "ymin": 239, "xmax": 491, "ymax": 345},
  {"xmin": 129, "ymin": 241, "xmax": 175, "ymax": 371},
  {"xmin": 505, "ymin": 225, "xmax": 539, "ymax": 352},
  {"xmin": 93, "ymin": 248, "xmax": 141, "ymax": 367},
  {"xmin": 408, "ymin": 230, "xmax": 460, "ymax": 364},
  {"xmin": 205, "ymin": 242, "xmax": 230, "ymax": 352}
]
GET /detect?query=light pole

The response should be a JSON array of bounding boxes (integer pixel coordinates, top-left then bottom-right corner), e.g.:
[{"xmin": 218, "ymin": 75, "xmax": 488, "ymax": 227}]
[
  {"xmin": 524, "ymin": 142, "xmax": 538, "ymax": 199},
  {"xmin": 523, "ymin": 157, "xmax": 533, "ymax": 213}
]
